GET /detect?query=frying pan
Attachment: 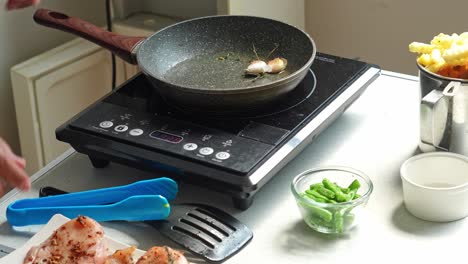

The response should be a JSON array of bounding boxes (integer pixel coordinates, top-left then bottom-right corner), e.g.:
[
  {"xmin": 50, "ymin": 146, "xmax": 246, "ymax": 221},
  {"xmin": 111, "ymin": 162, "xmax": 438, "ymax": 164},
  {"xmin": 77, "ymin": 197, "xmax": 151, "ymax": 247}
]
[{"xmin": 33, "ymin": 9, "xmax": 316, "ymax": 114}]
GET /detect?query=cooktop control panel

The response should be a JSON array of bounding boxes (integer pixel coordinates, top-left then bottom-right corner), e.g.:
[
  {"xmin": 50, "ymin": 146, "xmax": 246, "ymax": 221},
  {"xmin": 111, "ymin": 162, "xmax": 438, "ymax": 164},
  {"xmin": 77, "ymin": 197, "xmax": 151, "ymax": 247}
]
[{"xmin": 70, "ymin": 102, "xmax": 275, "ymax": 174}]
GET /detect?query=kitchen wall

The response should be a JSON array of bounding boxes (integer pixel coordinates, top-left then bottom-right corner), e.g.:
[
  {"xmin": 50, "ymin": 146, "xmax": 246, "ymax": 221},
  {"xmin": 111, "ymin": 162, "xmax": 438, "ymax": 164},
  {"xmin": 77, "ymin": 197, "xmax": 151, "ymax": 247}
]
[
  {"xmin": 305, "ymin": 0, "xmax": 468, "ymax": 75},
  {"xmin": 113, "ymin": 0, "xmax": 218, "ymax": 19},
  {"xmin": 222, "ymin": 0, "xmax": 305, "ymax": 29},
  {"xmin": 0, "ymin": 0, "xmax": 106, "ymax": 155},
  {"xmin": 113, "ymin": 0, "xmax": 305, "ymax": 28}
]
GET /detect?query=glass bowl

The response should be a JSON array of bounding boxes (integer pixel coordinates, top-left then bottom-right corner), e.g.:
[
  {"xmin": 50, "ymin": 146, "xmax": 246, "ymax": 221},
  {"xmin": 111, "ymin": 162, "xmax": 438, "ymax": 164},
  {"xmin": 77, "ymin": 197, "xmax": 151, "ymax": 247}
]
[{"xmin": 291, "ymin": 166, "xmax": 373, "ymax": 234}]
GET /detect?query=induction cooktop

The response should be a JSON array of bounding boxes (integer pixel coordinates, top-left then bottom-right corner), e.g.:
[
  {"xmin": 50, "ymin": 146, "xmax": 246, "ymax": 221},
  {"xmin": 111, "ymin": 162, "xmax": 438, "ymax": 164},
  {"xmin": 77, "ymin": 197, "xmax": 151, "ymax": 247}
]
[{"xmin": 56, "ymin": 53, "xmax": 380, "ymax": 209}]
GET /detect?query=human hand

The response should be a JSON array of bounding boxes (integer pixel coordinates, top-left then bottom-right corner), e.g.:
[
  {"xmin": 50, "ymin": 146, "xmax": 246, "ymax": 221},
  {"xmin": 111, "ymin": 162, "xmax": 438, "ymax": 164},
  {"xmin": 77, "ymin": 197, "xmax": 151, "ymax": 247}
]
[
  {"xmin": 5, "ymin": 0, "xmax": 40, "ymax": 10},
  {"xmin": 0, "ymin": 137, "xmax": 30, "ymax": 197}
]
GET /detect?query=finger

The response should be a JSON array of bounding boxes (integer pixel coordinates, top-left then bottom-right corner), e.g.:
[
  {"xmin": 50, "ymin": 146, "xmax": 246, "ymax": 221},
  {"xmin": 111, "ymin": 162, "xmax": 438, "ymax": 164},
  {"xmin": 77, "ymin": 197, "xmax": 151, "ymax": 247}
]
[
  {"xmin": 0, "ymin": 181, "xmax": 5, "ymax": 197},
  {"xmin": 1, "ymin": 139, "xmax": 26, "ymax": 169},
  {"xmin": 0, "ymin": 138, "xmax": 30, "ymax": 190},
  {"xmin": 14, "ymin": 156, "xmax": 26, "ymax": 169},
  {"xmin": 0, "ymin": 137, "xmax": 12, "ymax": 152},
  {"xmin": 6, "ymin": 0, "xmax": 29, "ymax": 10},
  {"xmin": 5, "ymin": 0, "xmax": 39, "ymax": 10},
  {"xmin": 0, "ymin": 158, "xmax": 30, "ymax": 191}
]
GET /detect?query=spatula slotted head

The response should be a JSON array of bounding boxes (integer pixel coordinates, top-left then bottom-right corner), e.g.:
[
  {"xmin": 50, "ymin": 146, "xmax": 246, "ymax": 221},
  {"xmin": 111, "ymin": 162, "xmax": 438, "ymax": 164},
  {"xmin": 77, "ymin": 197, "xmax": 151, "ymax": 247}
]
[{"xmin": 147, "ymin": 204, "xmax": 253, "ymax": 262}]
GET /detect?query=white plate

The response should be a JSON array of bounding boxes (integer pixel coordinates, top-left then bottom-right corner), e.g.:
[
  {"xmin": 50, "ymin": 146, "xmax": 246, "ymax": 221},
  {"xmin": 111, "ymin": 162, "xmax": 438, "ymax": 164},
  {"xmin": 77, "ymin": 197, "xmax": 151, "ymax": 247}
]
[{"xmin": 0, "ymin": 214, "xmax": 146, "ymax": 264}]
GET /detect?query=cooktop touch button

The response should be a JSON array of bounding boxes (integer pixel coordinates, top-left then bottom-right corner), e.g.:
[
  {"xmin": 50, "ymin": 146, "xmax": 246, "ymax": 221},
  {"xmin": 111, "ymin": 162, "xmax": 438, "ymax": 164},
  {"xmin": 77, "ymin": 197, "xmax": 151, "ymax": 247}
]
[
  {"xmin": 183, "ymin": 143, "xmax": 198, "ymax": 151},
  {"xmin": 199, "ymin": 147, "xmax": 214, "ymax": 155},
  {"xmin": 99, "ymin": 121, "xmax": 113, "ymax": 128},
  {"xmin": 129, "ymin": 128, "xmax": 144, "ymax": 136},
  {"xmin": 114, "ymin": 125, "xmax": 128, "ymax": 132},
  {"xmin": 215, "ymin": 152, "xmax": 230, "ymax": 160}
]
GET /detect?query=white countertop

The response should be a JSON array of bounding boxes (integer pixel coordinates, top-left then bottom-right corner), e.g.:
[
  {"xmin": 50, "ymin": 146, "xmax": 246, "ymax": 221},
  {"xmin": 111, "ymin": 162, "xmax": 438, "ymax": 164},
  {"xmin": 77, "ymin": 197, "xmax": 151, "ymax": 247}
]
[{"xmin": 1, "ymin": 70, "xmax": 463, "ymax": 263}]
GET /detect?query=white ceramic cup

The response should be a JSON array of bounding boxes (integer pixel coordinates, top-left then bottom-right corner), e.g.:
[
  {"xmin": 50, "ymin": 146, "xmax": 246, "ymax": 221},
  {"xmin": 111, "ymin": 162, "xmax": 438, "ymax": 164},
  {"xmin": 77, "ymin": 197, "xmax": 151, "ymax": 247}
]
[{"xmin": 400, "ymin": 152, "xmax": 468, "ymax": 222}]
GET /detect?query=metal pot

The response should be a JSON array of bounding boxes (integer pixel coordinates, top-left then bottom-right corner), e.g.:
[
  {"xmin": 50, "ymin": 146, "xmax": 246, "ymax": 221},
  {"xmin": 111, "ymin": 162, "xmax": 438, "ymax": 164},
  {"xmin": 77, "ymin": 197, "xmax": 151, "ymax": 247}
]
[{"xmin": 419, "ymin": 63, "xmax": 468, "ymax": 153}]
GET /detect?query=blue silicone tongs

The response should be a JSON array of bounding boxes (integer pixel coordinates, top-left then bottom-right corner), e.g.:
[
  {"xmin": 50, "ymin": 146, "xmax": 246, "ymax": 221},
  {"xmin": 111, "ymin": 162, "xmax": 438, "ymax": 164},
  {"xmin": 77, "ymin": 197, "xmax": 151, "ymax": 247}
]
[{"xmin": 6, "ymin": 177, "xmax": 178, "ymax": 226}]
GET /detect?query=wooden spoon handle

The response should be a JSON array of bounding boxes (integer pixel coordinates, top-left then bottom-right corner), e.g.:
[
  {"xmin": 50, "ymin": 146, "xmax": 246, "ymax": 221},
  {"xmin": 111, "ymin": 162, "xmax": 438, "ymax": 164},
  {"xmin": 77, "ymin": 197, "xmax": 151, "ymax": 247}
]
[{"xmin": 33, "ymin": 9, "xmax": 145, "ymax": 64}]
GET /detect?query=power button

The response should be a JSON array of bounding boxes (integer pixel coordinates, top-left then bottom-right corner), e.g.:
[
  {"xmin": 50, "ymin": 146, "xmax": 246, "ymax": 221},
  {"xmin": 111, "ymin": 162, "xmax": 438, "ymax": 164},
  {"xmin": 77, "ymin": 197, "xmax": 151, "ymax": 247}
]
[{"xmin": 215, "ymin": 152, "xmax": 230, "ymax": 160}]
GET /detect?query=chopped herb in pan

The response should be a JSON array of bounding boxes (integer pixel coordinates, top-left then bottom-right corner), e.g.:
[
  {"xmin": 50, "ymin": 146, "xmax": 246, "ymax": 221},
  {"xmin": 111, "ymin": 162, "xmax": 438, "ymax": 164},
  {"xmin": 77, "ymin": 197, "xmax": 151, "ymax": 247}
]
[{"xmin": 216, "ymin": 52, "xmax": 236, "ymax": 61}]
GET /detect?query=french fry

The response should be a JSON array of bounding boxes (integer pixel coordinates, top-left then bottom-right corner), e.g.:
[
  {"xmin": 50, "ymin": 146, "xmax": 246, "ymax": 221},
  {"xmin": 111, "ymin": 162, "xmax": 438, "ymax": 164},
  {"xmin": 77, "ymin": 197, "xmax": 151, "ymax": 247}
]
[{"xmin": 409, "ymin": 32, "xmax": 468, "ymax": 79}]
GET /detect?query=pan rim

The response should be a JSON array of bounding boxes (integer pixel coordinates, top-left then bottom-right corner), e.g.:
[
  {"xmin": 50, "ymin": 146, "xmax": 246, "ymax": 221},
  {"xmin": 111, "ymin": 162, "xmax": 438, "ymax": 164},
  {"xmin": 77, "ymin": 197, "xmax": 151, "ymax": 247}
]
[{"xmin": 136, "ymin": 14, "xmax": 317, "ymax": 94}]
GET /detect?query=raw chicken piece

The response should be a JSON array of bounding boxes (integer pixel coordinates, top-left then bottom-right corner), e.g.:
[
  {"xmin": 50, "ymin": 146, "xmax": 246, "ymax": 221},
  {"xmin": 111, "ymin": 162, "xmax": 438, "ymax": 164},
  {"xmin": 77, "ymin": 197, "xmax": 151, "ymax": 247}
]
[
  {"xmin": 136, "ymin": 246, "xmax": 188, "ymax": 264},
  {"xmin": 23, "ymin": 215, "xmax": 109, "ymax": 264},
  {"xmin": 105, "ymin": 246, "xmax": 137, "ymax": 264}
]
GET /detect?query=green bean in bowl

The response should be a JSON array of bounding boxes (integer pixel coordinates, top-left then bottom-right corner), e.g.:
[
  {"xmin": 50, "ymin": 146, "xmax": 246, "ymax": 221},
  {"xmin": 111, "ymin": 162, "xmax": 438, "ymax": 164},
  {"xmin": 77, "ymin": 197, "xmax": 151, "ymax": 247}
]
[{"xmin": 291, "ymin": 167, "xmax": 373, "ymax": 234}]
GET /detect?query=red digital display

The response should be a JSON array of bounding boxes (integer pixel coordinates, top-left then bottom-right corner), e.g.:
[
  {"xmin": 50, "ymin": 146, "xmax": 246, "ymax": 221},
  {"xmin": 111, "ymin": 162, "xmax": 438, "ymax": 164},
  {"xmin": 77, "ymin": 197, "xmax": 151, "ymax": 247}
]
[{"xmin": 150, "ymin": 130, "xmax": 183, "ymax": 143}]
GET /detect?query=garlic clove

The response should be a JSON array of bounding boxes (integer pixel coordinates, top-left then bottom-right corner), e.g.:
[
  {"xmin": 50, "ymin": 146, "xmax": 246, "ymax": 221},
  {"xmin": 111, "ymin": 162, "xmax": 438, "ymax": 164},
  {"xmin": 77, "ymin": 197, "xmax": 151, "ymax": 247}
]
[
  {"xmin": 267, "ymin": 57, "xmax": 288, "ymax": 74},
  {"xmin": 245, "ymin": 60, "xmax": 271, "ymax": 75}
]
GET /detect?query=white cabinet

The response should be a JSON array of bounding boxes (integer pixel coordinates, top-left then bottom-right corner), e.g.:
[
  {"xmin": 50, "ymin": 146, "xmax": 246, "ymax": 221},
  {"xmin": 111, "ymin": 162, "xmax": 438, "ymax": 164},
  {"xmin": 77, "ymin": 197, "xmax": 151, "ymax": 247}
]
[{"xmin": 11, "ymin": 39, "xmax": 116, "ymax": 174}]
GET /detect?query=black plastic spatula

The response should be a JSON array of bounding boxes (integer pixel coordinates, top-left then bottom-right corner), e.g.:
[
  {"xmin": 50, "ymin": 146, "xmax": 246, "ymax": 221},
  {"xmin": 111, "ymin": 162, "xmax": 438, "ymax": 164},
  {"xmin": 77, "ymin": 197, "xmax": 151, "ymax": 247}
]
[{"xmin": 39, "ymin": 186, "xmax": 253, "ymax": 262}]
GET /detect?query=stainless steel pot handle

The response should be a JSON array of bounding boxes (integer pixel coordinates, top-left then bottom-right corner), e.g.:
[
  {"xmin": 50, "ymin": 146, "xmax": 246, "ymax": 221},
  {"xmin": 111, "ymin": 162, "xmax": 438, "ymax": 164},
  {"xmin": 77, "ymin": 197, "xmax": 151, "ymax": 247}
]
[
  {"xmin": 420, "ymin": 81, "xmax": 460, "ymax": 151},
  {"xmin": 442, "ymin": 81, "xmax": 460, "ymax": 97}
]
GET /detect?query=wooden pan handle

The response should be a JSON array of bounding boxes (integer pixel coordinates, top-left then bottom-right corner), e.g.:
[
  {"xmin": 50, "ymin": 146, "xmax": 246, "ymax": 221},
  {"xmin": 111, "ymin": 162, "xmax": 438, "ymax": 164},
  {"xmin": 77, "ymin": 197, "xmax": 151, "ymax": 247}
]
[{"xmin": 33, "ymin": 9, "xmax": 145, "ymax": 64}]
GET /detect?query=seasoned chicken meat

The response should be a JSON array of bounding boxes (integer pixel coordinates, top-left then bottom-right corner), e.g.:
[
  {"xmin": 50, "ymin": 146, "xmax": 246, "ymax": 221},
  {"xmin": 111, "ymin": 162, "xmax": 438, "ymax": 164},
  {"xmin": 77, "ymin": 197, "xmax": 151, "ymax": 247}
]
[
  {"xmin": 136, "ymin": 246, "xmax": 189, "ymax": 264},
  {"xmin": 23, "ymin": 215, "xmax": 108, "ymax": 264},
  {"xmin": 23, "ymin": 216, "xmax": 189, "ymax": 264},
  {"xmin": 105, "ymin": 246, "xmax": 136, "ymax": 264}
]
